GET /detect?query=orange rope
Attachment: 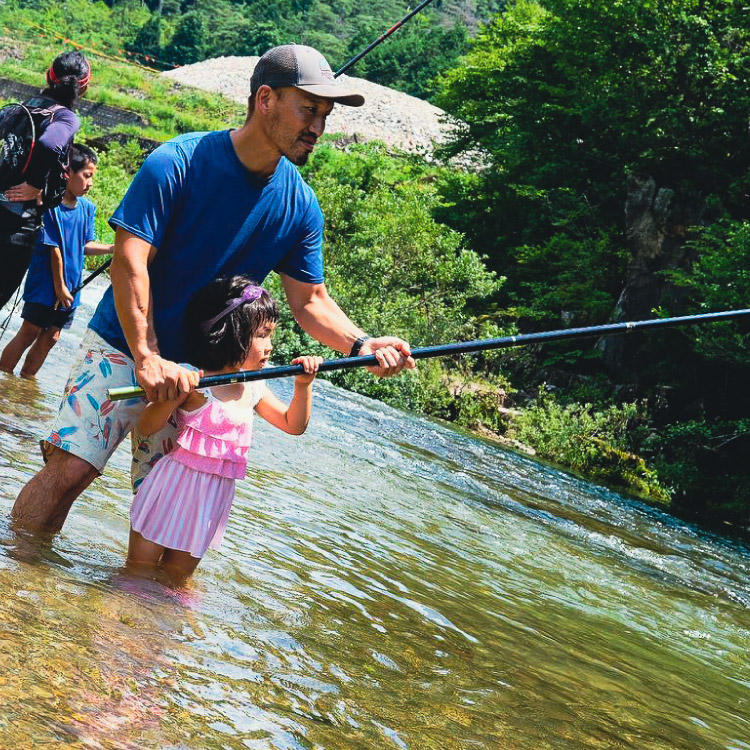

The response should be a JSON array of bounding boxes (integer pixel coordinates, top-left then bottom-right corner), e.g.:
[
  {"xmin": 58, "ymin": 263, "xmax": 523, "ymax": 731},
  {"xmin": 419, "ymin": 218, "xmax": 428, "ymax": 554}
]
[{"xmin": 22, "ymin": 20, "xmax": 176, "ymax": 73}]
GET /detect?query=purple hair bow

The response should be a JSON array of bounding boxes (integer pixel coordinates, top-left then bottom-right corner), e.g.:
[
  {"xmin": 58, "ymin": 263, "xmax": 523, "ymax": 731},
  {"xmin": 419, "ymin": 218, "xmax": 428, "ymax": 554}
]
[{"xmin": 201, "ymin": 284, "xmax": 264, "ymax": 333}]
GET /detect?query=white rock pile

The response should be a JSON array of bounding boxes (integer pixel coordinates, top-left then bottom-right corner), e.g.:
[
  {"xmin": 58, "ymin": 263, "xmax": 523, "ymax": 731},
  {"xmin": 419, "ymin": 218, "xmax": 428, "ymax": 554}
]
[{"xmin": 163, "ymin": 56, "xmax": 458, "ymax": 156}]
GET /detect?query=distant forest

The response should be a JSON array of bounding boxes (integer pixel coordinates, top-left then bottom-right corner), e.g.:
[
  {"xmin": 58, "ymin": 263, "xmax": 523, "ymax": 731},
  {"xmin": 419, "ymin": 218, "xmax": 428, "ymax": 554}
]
[{"xmin": 102, "ymin": 0, "xmax": 507, "ymax": 100}]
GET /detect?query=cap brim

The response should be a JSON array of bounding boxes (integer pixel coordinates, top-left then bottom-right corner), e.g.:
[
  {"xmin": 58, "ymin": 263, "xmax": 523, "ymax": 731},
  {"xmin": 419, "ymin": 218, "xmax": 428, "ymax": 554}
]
[{"xmin": 295, "ymin": 83, "xmax": 365, "ymax": 107}]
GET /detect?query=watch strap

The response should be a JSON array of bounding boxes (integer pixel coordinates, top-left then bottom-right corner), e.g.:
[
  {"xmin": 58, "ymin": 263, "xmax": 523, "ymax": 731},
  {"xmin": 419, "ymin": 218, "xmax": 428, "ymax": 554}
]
[{"xmin": 349, "ymin": 335, "xmax": 371, "ymax": 357}]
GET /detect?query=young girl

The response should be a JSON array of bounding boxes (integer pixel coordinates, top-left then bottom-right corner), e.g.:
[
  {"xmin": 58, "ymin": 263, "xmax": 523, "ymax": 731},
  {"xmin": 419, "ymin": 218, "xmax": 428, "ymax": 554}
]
[{"xmin": 127, "ymin": 275, "xmax": 322, "ymax": 580}]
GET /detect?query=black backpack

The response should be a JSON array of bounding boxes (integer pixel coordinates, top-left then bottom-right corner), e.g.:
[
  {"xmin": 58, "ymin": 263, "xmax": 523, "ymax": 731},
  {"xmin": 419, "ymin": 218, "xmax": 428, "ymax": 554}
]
[{"xmin": 0, "ymin": 96, "xmax": 70, "ymax": 212}]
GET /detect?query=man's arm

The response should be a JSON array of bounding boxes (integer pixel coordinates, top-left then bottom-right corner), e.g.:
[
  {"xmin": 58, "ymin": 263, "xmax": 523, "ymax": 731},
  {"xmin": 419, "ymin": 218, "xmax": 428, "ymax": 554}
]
[
  {"xmin": 110, "ymin": 228, "xmax": 199, "ymax": 401},
  {"xmin": 280, "ymin": 274, "xmax": 415, "ymax": 377}
]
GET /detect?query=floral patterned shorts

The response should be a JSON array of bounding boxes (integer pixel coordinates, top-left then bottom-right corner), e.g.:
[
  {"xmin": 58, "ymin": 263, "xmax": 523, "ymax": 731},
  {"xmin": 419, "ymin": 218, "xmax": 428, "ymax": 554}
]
[{"xmin": 43, "ymin": 328, "xmax": 179, "ymax": 493}]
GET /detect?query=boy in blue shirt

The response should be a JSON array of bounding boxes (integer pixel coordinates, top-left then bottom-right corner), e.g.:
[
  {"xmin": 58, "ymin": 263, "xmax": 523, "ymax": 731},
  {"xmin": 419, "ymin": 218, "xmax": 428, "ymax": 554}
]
[{"xmin": 0, "ymin": 144, "xmax": 112, "ymax": 377}]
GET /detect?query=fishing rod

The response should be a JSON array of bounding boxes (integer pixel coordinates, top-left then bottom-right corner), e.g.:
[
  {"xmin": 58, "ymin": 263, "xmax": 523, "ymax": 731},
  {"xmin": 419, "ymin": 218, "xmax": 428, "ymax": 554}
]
[
  {"xmin": 107, "ymin": 307, "xmax": 750, "ymax": 402},
  {"xmin": 53, "ymin": 257, "xmax": 111, "ymax": 310},
  {"xmin": 73, "ymin": 257, "xmax": 111, "ymax": 296},
  {"xmin": 334, "ymin": 0, "xmax": 439, "ymax": 78}
]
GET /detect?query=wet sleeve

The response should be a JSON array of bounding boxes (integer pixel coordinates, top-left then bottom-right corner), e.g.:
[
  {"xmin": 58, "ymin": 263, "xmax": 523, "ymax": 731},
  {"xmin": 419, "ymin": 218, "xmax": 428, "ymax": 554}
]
[
  {"xmin": 24, "ymin": 109, "xmax": 80, "ymax": 189},
  {"xmin": 274, "ymin": 197, "xmax": 325, "ymax": 284},
  {"xmin": 109, "ymin": 141, "xmax": 187, "ymax": 249}
]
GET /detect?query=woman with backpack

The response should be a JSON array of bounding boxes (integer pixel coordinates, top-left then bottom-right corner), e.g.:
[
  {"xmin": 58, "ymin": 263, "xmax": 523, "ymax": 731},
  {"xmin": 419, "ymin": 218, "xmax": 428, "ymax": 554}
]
[{"xmin": 0, "ymin": 50, "xmax": 90, "ymax": 310}]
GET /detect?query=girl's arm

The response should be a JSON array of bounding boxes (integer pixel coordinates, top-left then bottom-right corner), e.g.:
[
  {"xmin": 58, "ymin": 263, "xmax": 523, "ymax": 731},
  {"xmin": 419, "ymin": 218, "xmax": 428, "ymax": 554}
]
[
  {"xmin": 254, "ymin": 356, "xmax": 322, "ymax": 435},
  {"xmin": 136, "ymin": 390, "xmax": 203, "ymax": 435}
]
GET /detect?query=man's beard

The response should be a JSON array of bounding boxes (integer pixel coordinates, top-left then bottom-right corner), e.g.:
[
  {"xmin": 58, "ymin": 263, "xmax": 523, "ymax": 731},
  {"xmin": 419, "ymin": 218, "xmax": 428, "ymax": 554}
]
[
  {"xmin": 285, "ymin": 148, "xmax": 310, "ymax": 166},
  {"xmin": 267, "ymin": 111, "xmax": 312, "ymax": 165}
]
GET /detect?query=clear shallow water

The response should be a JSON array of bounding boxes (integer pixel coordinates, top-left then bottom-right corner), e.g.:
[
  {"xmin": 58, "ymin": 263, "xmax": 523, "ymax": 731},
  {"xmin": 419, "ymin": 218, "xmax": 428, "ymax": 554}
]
[{"xmin": 0, "ymin": 282, "xmax": 748, "ymax": 749}]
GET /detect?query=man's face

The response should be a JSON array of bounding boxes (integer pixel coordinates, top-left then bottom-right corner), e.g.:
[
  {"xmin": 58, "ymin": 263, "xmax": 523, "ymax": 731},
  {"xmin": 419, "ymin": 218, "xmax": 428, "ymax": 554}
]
[{"xmin": 265, "ymin": 88, "xmax": 335, "ymax": 165}]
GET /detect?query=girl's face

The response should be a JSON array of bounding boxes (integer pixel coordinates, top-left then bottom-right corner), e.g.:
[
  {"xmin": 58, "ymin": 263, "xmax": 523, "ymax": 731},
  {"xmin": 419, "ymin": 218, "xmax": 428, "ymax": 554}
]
[{"xmin": 241, "ymin": 322, "xmax": 276, "ymax": 370}]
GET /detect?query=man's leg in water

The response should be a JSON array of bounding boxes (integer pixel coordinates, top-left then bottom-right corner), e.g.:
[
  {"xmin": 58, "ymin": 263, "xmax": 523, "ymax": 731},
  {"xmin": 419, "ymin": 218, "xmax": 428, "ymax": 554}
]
[
  {"xmin": 11, "ymin": 446, "xmax": 99, "ymax": 533},
  {"xmin": 10, "ymin": 328, "xmax": 147, "ymax": 533}
]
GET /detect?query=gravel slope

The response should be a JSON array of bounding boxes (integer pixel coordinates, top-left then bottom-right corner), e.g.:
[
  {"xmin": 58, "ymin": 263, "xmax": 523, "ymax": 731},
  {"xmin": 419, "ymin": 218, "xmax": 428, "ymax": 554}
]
[{"xmin": 163, "ymin": 56, "xmax": 457, "ymax": 155}]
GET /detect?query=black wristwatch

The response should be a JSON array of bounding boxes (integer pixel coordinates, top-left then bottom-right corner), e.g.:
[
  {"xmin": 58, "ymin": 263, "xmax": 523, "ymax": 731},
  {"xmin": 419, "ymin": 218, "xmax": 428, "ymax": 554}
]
[{"xmin": 349, "ymin": 335, "xmax": 371, "ymax": 357}]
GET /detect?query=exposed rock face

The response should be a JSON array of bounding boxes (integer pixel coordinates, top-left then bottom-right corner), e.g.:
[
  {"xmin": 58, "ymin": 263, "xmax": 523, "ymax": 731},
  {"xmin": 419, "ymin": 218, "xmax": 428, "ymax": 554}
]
[
  {"xmin": 163, "ymin": 56, "xmax": 457, "ymax": 156},
  {"xmin": 599, "ymin": 173, "xmax": 703, "ymax": 372}
]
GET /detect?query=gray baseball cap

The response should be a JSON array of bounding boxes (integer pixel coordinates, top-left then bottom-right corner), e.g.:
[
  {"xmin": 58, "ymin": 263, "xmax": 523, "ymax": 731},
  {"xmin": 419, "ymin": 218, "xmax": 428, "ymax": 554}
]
[{"xmin": 251, "ymin": 44, "xmax": 365, "ymax": 107}]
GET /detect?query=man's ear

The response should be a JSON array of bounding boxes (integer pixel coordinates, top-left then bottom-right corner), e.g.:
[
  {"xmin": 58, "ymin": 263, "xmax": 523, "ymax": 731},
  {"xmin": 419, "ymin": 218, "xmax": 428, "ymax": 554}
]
[{"xmin": 256, "ymin": 85, "xmax": 275, "ymax": 116}]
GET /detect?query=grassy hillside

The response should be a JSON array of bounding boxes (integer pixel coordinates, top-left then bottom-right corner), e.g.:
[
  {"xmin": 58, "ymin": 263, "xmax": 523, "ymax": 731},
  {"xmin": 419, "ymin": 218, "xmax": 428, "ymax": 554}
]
[
  {"xmin": 0, "ymin": 18, "xmax": 244, "ymax": 141},
  {"xmin": 5, "ymin": 0, "xmax": 507, "ymax": 101},
  {"xmin": 0, "ymin": 10, "xmax": 245, "ymax": 242}
]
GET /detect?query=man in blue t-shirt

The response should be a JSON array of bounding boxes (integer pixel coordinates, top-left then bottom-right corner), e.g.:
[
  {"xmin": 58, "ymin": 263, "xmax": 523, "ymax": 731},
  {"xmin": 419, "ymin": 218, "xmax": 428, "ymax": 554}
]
[
  {"xmin": 0, "ymin": 144, "xmax": 112, "ymax": 378},
  {"xmin": 13, "ymin": 44, "xmax": 415, "ymax": 533}
]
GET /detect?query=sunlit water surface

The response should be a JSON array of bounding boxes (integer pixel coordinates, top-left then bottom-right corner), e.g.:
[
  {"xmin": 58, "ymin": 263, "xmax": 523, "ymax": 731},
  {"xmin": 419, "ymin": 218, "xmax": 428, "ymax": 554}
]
[{"xmin": 0, "ymin": 282, "xmax": 748, "ymax": 750}]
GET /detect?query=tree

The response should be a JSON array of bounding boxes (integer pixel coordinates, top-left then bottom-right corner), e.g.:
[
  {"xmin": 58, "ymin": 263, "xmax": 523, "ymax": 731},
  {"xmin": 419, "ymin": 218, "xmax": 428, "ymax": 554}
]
[
  {"xmin": 127, "ymin": 13, "xmax": 163, "ymax": 61},
  {"xmin": 436, "ymin": 0, "xmax": 750, "ymax": 321},
  {"xmin": 435, "ymin": 0, "xmax": 750, "ymax": 513},
  {"xmin": 346, "ymin": 14, "xmax": 468, "ymax": 100},
  {"xmin": 163, "ymin": 11, "xmax": 206, "ymax": 65}
]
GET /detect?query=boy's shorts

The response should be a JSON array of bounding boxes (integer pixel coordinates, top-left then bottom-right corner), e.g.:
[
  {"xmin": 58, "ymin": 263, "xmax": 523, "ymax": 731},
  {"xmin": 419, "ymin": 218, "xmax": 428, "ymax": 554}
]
[
  {"xmin": 42, "ymin": 327, "xmax": 179, "ymax": 493},
  {"xmin": 22, "ymin": 301, "xmax": 76, "ymax": 330}
]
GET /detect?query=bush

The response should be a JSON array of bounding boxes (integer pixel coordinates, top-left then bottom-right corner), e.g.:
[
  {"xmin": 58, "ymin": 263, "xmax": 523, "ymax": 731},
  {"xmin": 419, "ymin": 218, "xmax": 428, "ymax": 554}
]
[
  {"xmin": 265, "ymin": 141, "xmax": 503, "ymax": 414},
  {"xmin": 510, "ymin": 388, "xmax": 669, "ymax": 501},
  {"xmin": 644, "ymin": 419, "xmax": 750, "ymax": 521}
]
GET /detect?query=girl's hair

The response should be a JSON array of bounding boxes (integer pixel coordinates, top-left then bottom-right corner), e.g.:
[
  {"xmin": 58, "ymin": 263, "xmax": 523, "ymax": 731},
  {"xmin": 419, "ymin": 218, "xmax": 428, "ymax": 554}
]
[
  {"xmin": 69, "ymin": 143, "xmax": 97, "ymax": 173},
  {"xmin": 43, "ymin": 51, "xmax": 90, "ymax": 109},
  {"xmin": 183, "ymin": 275, "xmax": 279, "ymax": 370}
]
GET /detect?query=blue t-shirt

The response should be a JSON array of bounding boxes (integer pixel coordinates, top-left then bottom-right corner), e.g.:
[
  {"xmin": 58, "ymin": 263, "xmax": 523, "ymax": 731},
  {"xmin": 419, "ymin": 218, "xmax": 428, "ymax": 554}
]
[
  {"xmin": 23, "ymin": 197, "xmax": 95, "ymax": 308},
  {"xmin": 88, "ymin": 130, "xmax": 325, "ymax": 361}
]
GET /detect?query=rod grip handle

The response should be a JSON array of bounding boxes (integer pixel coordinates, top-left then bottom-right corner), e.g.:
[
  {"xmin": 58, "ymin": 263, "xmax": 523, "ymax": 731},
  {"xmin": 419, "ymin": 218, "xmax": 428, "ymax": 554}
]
[{"xmin": 108, "ymin": 385, "xmax": 146, "ymax": 402}]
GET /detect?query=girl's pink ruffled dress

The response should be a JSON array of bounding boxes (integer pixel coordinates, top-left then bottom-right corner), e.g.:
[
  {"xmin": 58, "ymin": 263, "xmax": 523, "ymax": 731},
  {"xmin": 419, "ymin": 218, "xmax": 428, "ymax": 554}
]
[{"xmin": 130, "ymin": 383, "xmax": 265, "ymax": 558}]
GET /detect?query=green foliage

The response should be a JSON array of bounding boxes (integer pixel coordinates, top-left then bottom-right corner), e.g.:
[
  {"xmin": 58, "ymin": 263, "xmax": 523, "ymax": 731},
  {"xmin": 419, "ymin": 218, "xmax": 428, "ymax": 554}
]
[
  {"xmin": 127, "ymin": 13, "xmax": 163, "ymax": 60},
  {"xmin": 163, "ymin": 11, "xmax": 205, "ymax": 65},
  {"xmin": 0, "ymin": 2, "xmax": 244, "ymax": 140},
  {"xmin": 440, "ymin": 0, "xmax": 750, "ymax": 197},
  {"xmin": 646, "ymin": 219, "xmax": 750, "ymax": 515},
  {"xmin": 431, "ymin": 0, "xmax": 750, "ymax": 517},
  {"xmin": 511, "ymin": 389, "xmax": 669, "ymax": 501},
  {"xmin": 265, "ymin": 141, "xmax": 503, "ymax": 413},
  {"xmin": 436, "ymin": 0, "xmax": 750, "ymax": 319},
  {"xmin": 345, "ymin": 15, "xmax": 468, "ymax": 100},
  {"xmin": 89, "ymin": 140, "xmax": 142, "ymax": 236},
  {"xmin": 644, "ymin": 419, "xmax": 750, "ymax": 521},
  {"xmin": 8, "ymin": 0, "xmax": 498, "ymax": 100},
  {"xmin": 35, "ymin": 0, "xmax": 151, "ymax": 54},
  {"xmin": 304, "ymin": 142, "xmax": 501, "ymax": 345},
  {"xmin": 511, "ymin": 224, "xmax": 628, "ymax": 327},
  {"xmin": 204, "ymin": 14, "xmax": 282, "ymax": 59},
  {"xmin": 668, "ymin": 220, "xmax": 750, "ymax": 367}
]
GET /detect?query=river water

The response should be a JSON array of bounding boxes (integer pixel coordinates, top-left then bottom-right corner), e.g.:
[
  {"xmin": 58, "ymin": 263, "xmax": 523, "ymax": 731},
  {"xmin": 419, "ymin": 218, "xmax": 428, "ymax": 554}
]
[{"xmin": 0, "ymin": 281, "xmax": 748, "ymax": 750}]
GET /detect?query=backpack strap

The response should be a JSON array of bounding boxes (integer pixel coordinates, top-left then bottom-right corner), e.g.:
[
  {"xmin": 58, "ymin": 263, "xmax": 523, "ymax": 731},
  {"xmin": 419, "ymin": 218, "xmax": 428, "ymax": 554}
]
[
  {"xmin": 20, "ymin": 98, "xmax": 68, "ymax": 177},
  {"xmin": 23, "ymin": 96, "xmax": 66, "ymax": 119}
]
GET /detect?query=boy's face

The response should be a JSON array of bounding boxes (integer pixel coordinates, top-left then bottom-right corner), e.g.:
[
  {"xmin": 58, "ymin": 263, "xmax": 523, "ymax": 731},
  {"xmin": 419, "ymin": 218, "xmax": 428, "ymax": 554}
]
[{"xmin": 67, "ymin": 160, "xmax": 96, "ymax": 199}]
